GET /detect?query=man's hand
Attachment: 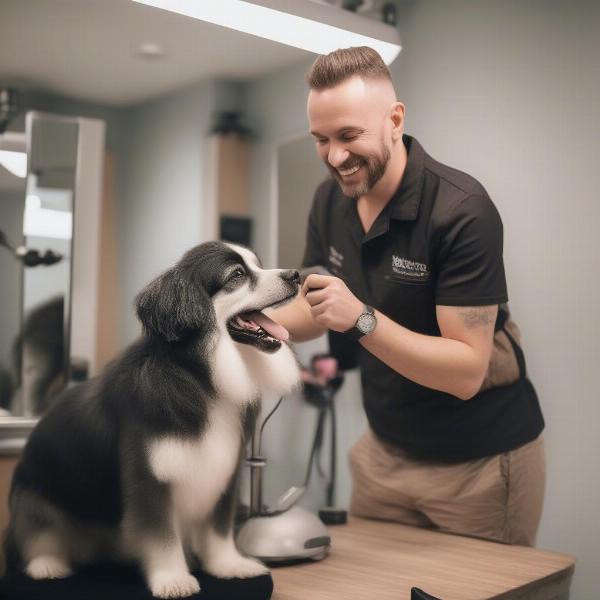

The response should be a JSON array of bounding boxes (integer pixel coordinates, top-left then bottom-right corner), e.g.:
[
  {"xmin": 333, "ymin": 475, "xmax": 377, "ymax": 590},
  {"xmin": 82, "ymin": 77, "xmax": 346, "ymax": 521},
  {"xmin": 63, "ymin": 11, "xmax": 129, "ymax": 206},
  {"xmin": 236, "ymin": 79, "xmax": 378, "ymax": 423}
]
[{"xmin": 302, "ymin": 274, "xmax": 363, "ymax": 332}]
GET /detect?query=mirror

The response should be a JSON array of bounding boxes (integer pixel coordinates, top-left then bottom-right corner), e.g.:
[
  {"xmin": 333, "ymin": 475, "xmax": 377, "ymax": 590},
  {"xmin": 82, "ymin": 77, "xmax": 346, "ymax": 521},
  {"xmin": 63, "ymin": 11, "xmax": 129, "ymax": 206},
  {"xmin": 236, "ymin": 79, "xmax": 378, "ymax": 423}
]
[
  {"xmin": 0, "ymin": 135, "xmax": 26, "ymax": 418},
  {"xmin": 19, "ymin": 113, "xmax": 77, "ymax": 416},
  {"xmin": 0, "ymin": 113, "xmax": 78, "ymax": 418}
]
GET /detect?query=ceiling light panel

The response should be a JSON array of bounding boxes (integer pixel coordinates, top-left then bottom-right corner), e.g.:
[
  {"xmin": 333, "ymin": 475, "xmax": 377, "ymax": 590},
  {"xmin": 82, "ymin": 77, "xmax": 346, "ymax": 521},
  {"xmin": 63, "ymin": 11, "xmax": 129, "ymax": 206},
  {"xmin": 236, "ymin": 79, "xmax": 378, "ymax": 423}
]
[{"xmin": 131, "ymin": 0, "xmax": 401, "ymax": 65}]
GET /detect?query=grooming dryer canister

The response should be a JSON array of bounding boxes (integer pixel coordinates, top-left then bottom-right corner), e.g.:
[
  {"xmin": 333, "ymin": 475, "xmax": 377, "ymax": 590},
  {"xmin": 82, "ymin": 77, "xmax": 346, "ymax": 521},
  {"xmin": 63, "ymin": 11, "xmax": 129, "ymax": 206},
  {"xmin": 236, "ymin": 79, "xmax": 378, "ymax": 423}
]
[{"xmin": 235, "ymin": 397, "xmax": 331, "ymax": 563}]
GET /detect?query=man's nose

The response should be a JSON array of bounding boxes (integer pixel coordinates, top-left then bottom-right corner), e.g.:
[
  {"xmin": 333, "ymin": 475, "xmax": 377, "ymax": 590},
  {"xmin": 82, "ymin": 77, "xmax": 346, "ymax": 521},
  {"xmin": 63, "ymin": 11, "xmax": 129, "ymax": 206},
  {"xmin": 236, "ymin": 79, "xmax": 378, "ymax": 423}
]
[{"xmin": 328, "ymin": 145, "xmax": 349, "ymax": 168}]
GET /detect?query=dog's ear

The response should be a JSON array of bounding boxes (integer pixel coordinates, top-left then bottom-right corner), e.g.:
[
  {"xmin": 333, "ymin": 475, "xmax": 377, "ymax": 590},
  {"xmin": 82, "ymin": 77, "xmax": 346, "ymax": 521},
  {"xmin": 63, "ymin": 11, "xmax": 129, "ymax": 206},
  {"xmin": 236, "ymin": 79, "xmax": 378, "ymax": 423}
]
[{"xmin": 135, "ymin": 267, "xmax": 213, "ymax": 342}]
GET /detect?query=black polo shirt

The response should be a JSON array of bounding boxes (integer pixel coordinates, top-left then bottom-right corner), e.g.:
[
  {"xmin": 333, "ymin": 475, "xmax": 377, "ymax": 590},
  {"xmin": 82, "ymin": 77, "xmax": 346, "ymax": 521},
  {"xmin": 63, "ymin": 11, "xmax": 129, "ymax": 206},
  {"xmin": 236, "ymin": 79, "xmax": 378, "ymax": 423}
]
[{"xmin": 302, "ymin": 135, "xmax": 544, "ymax": 462}]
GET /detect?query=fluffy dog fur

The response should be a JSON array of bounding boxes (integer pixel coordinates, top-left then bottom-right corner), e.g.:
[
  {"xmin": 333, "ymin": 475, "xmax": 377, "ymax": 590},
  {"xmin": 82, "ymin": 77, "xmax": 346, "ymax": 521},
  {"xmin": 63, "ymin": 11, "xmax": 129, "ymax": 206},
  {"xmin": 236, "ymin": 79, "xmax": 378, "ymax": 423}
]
[{"xmin": 3, "ymin": 241, "xmax": 301, "ymax": 598}]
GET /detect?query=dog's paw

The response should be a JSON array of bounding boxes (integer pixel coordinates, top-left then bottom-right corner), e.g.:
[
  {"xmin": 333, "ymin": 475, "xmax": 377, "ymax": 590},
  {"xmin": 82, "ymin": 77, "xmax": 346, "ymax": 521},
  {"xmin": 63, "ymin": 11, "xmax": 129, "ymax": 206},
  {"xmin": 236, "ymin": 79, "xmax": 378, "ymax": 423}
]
[
  {"xmin": 25, "ymin": 555, "xmax": 72, "ymax": 579},
  {"xmin": 149, "ymin": 571, "xmax": 200, "ymax": 599},
  {"xmin": 205, "ymin": 555, "xmax": 269, "ymax": 579}
]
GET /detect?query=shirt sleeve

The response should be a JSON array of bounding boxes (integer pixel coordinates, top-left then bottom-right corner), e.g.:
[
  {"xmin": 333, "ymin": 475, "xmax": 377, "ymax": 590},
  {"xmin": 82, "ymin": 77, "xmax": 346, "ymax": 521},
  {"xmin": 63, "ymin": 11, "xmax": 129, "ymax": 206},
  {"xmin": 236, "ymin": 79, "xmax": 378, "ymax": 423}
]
[{"xmin": 435, "ymin": 194, "xmax": 508, "ymax": 306}]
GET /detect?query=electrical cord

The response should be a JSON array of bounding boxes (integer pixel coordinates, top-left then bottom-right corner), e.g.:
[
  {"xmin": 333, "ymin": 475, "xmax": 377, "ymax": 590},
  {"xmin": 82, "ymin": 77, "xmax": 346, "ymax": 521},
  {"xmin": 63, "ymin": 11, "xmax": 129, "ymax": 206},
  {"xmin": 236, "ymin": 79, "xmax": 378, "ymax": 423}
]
[
  {"xmin": 303, "ymin": 387, "xmax": 338, "ymax": 508},
  {"xmin": 304, "ymin": 406, "xmax": 327, "ymax": 489},
  {"xmin": 328, "ymin": 399, "xmax": 337, "ymax": 507},
  {"xmin": 257, "ymin": 396, "xmax": 283, "ymax": 456}
]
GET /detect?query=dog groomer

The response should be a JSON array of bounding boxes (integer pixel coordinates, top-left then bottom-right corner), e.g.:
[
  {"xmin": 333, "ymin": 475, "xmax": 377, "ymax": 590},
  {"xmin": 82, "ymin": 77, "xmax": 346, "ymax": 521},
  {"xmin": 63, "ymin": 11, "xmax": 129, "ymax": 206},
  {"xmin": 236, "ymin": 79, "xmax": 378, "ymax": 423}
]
[{"xmin": 271, "ymin": 47, "xmax": 545, "ymax": 546}]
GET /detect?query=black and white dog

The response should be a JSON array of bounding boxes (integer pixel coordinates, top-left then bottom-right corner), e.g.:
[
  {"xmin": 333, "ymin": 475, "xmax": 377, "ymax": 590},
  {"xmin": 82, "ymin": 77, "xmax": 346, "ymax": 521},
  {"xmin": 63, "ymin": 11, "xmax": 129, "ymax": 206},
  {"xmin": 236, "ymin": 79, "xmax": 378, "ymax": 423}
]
[{"xmin": 4, "ymin": 241, "xmax": 301, "ymax": 598}]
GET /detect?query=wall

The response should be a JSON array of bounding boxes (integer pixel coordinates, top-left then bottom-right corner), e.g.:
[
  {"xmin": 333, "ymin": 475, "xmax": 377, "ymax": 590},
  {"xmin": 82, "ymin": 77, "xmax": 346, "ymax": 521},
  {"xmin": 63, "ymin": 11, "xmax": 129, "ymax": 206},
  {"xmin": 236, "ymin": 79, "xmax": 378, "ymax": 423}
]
[
  {"xmin": 116, "ymin": 80, "xmax": 245, "ymax": 345},
  {"xmin": 277, "ymin": 135, "xmax": 324, "ymax": 269},
  {"xmin": 247, "ymin": 1, "xmax": 599, "ymax": 597},
  {"xmin": 245, "ymin": 60, "xmax": 313, "ymax": 266},
  {"xmin": 392, "ymin": 1, "xmax": 599, "ymax": 596},
  {"xmin": 117, "ymin": 82, "xmax": 213, "ymax": 344}
]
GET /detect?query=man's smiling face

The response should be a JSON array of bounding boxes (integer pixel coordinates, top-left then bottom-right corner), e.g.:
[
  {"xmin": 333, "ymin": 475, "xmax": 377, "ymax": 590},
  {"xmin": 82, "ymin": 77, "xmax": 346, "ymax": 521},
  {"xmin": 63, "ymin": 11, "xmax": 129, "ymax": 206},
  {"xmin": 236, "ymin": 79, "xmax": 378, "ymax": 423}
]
[{"xmin": 308, "ymin": 75, "xmax": 396, "ymax": 199}]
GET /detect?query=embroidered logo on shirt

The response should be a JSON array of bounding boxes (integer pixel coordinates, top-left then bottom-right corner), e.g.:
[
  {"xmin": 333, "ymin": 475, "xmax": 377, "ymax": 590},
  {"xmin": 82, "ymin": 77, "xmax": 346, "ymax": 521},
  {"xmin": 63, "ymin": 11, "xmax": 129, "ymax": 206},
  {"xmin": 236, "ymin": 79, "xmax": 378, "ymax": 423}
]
[
  {"xmin": 391, "ymin": 255, "xmax": 430, "ymax": 281},
  {"xmin": 329, "ymin": 245, "xmax": 344, "ymax": 268}
]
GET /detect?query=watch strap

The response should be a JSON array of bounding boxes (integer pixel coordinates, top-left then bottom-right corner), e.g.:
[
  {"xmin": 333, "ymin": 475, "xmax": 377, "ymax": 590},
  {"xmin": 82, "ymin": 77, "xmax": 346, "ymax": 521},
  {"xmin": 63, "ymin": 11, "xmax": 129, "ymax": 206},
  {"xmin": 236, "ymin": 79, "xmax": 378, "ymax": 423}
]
[{"xmin": 344, "ymin": 304, "xmax": 375, "ymax": 341}]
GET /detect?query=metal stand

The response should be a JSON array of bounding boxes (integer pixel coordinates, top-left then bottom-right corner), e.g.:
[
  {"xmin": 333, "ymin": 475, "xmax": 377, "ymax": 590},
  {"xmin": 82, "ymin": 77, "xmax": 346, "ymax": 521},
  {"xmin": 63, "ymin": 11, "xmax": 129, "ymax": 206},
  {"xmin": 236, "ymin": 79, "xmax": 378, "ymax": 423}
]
[{"xmin": 235, "ymin": 397, "xmax": 331, "ymax": 564}]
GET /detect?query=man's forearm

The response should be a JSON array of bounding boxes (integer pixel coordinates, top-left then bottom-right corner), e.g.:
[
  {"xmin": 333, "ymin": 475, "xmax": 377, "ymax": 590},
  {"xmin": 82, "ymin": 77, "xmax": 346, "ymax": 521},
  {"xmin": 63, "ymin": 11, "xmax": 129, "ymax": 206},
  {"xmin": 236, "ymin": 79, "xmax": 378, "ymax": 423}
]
[{"xmin": 360, "ymin": 310, "xmax": 491, "ymax": 400}]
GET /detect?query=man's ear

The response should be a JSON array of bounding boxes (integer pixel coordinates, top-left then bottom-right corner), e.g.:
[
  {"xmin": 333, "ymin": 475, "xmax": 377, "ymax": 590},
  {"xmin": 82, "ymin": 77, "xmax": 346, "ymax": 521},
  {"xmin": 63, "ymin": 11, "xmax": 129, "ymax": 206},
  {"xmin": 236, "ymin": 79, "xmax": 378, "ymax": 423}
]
[
  {"xmin": 390, "ymin": 102, "xmax": 405, "ymax": 142},
  {"xmin": 135, "ymin": 267, "xmax": 213, "ymax": 342}
]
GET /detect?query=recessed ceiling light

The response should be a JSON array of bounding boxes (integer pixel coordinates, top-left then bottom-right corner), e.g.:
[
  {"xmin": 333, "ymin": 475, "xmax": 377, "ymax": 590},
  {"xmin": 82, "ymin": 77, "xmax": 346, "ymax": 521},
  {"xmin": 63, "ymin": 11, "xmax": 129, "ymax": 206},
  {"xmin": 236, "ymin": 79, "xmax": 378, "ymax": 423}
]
[{"xmin": 137, "ymin": 42, "xmax": 166, "ymax": 59}]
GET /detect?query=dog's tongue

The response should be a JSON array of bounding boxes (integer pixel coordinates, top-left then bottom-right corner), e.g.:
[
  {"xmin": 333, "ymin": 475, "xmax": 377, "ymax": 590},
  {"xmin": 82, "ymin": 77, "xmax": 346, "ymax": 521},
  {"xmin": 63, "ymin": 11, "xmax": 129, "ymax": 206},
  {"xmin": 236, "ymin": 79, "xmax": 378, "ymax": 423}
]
[{"xmin": 248, "ymin": 311, "xmax": 289, "ymax": 341}]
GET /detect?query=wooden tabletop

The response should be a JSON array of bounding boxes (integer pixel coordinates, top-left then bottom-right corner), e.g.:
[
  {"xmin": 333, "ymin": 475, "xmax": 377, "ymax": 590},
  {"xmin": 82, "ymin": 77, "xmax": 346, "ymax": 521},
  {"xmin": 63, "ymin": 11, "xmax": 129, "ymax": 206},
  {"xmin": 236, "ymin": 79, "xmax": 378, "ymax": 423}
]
[{"xmin": 270, "ymin": 517, "xmax": 574, "ymax": 600}]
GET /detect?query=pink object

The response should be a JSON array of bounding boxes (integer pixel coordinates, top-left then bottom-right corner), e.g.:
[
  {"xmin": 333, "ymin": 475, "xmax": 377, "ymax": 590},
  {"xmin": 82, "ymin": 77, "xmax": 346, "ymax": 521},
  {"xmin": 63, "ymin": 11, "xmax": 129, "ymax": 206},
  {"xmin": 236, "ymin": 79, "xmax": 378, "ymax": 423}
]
[{"xmin": 313, "ymin": 356, "xmax": 338, "ymax": 381}]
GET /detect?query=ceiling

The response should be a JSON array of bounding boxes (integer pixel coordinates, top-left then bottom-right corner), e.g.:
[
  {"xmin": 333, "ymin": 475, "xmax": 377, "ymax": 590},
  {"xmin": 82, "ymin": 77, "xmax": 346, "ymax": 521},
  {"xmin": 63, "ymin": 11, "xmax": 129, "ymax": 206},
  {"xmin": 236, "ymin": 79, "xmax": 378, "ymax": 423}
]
[{"xmin": 0, "ymin": 0, "xmax": 313, "ymax": 107}]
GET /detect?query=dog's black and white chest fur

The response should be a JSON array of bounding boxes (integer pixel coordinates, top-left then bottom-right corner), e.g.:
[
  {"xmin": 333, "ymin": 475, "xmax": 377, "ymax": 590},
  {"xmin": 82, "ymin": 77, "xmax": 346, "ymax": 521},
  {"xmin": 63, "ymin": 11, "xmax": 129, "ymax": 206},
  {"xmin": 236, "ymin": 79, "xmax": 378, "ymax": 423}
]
[{"xmin": 4, "ymin": 241, "xmax": 301, "ymax": 598}]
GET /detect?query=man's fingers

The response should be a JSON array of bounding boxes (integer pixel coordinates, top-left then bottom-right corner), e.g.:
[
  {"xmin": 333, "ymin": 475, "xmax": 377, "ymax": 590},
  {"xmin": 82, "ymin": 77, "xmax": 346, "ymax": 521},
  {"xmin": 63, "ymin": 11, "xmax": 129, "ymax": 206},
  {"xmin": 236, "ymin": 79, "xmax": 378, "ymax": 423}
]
[
  {"xmin": 302, "ymin": 273, "xmax": 333, "ymax": 296},
  {"xmin": 304, "ymin": 287, "xmax": 327, "ymax": 306},
  {"xmin": 310, "ymin": 302, "xmax": 328, "ymax": 320},
  {"xmin": 306, "ymin": 273, "xmax": 331, "ymax": 286}
]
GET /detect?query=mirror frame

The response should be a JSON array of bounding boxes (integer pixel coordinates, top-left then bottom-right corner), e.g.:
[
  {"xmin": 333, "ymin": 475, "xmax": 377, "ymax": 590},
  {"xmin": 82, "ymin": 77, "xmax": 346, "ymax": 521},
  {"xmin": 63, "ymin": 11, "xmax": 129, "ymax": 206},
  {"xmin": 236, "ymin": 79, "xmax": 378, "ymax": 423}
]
[{"xmin": 0, "ymin": 112, "xmax": 105, "ymax": 447}]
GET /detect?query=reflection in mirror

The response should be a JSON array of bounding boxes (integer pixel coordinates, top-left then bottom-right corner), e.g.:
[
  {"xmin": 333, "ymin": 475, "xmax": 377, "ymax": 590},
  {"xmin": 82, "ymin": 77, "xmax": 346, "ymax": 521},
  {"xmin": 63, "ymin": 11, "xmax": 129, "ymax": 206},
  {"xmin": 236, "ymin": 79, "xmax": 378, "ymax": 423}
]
[
  {"xmin": 0, "ymin": 113, "xmax": 78, "ymax": 418},
  {"xmin": 0, "ymin": 133, "xmax": 26, "ymax": 418}
]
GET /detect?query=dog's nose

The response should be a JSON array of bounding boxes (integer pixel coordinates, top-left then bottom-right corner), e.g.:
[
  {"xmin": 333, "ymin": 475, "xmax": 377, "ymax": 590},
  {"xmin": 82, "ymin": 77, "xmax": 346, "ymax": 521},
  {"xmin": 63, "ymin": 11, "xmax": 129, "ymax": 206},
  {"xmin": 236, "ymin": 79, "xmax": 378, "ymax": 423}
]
[{"xmin": 281, "ymin": 269, "xmax": 301, "ymax": 287}]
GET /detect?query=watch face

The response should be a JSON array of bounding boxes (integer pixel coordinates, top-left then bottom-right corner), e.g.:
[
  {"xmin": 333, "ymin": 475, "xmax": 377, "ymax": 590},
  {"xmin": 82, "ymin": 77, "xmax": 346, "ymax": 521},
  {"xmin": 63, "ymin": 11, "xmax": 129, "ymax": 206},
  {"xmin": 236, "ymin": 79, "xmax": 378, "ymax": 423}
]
[{"xmin": 357, "ymin": 312, "xmax": 376, "ymax": 335}]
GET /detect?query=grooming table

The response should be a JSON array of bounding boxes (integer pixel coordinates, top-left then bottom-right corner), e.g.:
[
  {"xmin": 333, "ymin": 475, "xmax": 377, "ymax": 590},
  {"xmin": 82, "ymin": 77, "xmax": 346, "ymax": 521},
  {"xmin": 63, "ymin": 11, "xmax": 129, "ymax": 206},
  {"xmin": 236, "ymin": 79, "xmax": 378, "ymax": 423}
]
[
  {"xmin": 270, "ymin": 517, "xmax": 574, "ymax": 599},
  {"xmin": 0, "ymin": 563, "xmax": 273, "ymax": 600}
]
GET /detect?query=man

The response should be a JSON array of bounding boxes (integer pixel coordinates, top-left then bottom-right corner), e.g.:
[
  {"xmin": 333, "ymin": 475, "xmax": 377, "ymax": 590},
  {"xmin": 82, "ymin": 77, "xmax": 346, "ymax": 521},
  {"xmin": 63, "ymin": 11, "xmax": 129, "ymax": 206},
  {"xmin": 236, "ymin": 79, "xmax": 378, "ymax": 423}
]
[{"xmin": 271, "ymin": 47, "xmax": 545, "ymax": 546}]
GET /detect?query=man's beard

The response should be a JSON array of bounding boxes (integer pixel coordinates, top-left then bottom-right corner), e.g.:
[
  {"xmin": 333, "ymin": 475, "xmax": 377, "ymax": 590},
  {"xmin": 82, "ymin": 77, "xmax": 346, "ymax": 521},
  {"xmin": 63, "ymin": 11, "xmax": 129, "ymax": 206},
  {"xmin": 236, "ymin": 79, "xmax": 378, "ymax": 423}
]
[{"xmin": 328, "ymin": 144, "xmax": 391, "ymax": 199}]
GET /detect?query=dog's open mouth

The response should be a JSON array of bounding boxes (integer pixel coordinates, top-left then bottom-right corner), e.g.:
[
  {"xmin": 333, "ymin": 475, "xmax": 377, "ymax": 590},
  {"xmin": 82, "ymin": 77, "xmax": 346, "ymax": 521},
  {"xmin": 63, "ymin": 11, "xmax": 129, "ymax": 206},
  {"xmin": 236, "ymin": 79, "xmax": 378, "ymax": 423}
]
[{"xmin": 227, "ymin": 298, "xmax": 293, "ymax": 353}]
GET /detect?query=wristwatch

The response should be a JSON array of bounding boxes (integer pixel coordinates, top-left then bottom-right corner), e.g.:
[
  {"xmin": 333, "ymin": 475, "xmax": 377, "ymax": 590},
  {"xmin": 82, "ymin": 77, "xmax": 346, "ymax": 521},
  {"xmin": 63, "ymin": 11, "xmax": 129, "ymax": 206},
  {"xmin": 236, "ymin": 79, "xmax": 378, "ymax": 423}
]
[{"xmin": 345, "ymin": 304, "xmax": 377, "ymax": 341}]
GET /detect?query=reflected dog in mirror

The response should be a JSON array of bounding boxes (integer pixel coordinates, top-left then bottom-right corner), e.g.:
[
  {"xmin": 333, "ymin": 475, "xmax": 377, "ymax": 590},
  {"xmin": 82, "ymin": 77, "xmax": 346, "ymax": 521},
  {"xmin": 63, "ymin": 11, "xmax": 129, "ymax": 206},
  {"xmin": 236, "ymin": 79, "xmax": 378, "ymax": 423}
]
[
  {"xmin": 7, "ymin": 296, "xmax": 66, "ymax": 417},
  {"xmin": 3, "ymin": 241, "xmax": 301, "ymax": 598}
]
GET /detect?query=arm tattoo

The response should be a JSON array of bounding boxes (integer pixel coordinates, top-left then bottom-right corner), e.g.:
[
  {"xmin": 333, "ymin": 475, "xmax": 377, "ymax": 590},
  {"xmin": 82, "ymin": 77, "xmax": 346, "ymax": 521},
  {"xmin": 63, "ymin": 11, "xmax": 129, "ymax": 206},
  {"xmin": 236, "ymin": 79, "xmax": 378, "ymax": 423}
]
[{"xmin": 459, "ymin": 306, "xmax": 496, "ymax": 330}]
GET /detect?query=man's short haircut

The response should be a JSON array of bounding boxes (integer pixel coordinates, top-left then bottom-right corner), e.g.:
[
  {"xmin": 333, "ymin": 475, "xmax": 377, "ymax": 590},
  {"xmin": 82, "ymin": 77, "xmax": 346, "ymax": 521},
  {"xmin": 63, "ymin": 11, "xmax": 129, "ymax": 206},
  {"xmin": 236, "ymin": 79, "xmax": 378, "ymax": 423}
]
[{"xmin": 306, "ymin": 46, "xmax": 392, "ymax": 90}]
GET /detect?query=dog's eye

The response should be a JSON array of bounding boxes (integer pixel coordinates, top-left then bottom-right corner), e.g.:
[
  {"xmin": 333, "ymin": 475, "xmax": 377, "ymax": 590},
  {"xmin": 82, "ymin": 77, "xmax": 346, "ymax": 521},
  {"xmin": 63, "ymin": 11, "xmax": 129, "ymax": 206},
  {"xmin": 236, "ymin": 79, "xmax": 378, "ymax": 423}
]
[{"xmin": 229, "ymin": 267, "xmax": 246, "ymax": 280}]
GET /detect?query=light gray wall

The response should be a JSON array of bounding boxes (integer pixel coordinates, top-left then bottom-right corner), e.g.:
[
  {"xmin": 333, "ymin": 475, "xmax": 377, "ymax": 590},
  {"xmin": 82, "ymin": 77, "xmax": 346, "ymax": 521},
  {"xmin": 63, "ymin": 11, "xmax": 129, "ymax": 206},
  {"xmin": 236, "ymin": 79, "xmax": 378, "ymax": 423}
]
[
  {"xmin": 117, "ymin": 80, "xmax": 245, "ymax": 345},
  {"xmin": 247, "ymin": 1, "xmax": 599, "ymax": 597},
  {"xmin": 392, "ymin": 1, "xmax": 599, "ymax": 597},
  {"xmin": 277, "ymin": 135, "xmax": 328, "ymax": 269},
  {"xmin": 245, "ymin": 60, "xmax": 313, "ymax": 266}
]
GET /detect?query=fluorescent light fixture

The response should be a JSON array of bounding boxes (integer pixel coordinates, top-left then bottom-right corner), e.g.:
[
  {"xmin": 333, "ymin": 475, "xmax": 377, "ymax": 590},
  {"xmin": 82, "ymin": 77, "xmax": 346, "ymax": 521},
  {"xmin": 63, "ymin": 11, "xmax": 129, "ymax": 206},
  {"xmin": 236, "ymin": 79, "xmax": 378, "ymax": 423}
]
[
  {"xmin": 24, "ymin": 194, "xmax": 73, "ymax": 240},
  {"xmin": 0, "ymin": 150, "xmax": 27, "ymax": 178},
  {"xmin": 131, "ymin": 0, "xmax": 401, "ymax": 65}
]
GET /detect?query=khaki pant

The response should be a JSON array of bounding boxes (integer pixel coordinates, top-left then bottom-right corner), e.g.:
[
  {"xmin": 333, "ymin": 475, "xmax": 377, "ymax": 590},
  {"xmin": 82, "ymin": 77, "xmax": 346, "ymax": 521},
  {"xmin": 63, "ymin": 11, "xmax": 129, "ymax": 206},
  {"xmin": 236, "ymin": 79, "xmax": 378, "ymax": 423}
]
[{"xmin": 349, "ymin": 430, "xmax": 545, "ymax": 546}]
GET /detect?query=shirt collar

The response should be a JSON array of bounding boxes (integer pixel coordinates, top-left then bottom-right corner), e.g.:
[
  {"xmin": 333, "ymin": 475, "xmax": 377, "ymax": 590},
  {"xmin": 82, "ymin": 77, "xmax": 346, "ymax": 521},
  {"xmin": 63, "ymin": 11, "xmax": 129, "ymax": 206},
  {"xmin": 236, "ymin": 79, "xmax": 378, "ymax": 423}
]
[
  {"xmin": 338, "ymin": 134, "xmax": 426, "ymax": 245},
  {"xmin": 388, "ymin": 134, "xmax": 426, "ymax": 221},
  {"xmin": 340, "ymin": 134, "xmax": 426, "ymax": 223}
]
